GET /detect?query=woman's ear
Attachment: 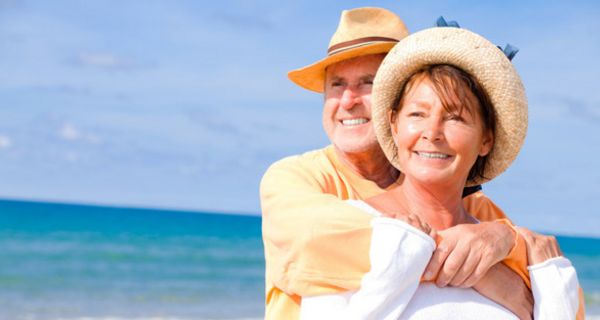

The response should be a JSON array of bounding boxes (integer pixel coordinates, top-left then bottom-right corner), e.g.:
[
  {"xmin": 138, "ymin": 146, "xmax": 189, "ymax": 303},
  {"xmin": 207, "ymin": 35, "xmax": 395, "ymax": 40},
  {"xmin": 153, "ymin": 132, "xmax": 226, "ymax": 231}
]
[{"xmin": 479, "ymin": 129, "xmax": 494, "ymax": 156}]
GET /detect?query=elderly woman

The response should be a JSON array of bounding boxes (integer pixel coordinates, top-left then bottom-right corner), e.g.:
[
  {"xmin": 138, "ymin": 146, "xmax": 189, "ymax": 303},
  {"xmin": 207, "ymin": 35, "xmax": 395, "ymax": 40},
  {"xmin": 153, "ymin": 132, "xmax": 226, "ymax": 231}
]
[{"xmin": 299, "ymin": 27, "xmax": 580, "ymax": 319}]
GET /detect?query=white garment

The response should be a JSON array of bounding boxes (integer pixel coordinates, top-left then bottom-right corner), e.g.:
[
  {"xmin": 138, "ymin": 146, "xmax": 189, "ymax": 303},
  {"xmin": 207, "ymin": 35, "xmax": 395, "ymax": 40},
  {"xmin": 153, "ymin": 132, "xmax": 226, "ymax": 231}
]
[
  {"xmin": 530, "ymin": 257, "xmax": 579, "ymax": 320},
  {"xmin": 300, "ymin": 200, "xmax": 579, "ymax": 320}
]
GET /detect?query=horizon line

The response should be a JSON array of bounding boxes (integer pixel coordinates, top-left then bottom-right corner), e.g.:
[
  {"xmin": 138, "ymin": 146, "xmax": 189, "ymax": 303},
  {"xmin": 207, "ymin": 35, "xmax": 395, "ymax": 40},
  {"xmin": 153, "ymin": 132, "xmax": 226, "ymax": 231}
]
[
  {"xmin": 0, "ymin": 196, "xmax": 261, "ymax": 218},
  {"xmin": 0, "ymin": 197, "xmax": 598, "ymax": 240}
]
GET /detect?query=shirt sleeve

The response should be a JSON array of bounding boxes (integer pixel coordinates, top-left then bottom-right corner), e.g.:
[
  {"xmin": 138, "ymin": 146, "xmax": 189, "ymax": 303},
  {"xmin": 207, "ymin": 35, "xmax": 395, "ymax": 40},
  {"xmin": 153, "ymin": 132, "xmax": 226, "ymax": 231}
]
[
  {"xmin": 300, "ymin": 217, "xmax": 436, "ymax": 320},
  {"xmin": 465, "ymin": 193, "xmax": 586, "ymax": 319},
  {"xmin": 463, "ymin": 190, "xmax": 509, "ymax": 222},
  {"xmin": 260, "ymin": 157, "xmax": 374, "ymax": 296},
  {"xmin": 529, "ymin": 257, "xmax": 580, "ymax": 320}
]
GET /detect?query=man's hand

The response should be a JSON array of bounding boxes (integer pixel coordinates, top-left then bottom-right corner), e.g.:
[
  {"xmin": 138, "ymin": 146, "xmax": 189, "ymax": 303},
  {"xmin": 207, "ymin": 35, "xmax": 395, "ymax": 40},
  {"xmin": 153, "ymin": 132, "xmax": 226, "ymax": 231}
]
[
  {"xmin": 381, "ymin": 210, "xmax": 436, "ymax": 238},
  {"xmin": 423, "ymin": 222, "xmax": 515, "ymax": 287},
  {"xmin": 473, "ymin": 263, "xmax": 533, "ymax": 320},
  {"xmin": 516, "ymin": 227, "xmax": 563, "ymax": 265}
]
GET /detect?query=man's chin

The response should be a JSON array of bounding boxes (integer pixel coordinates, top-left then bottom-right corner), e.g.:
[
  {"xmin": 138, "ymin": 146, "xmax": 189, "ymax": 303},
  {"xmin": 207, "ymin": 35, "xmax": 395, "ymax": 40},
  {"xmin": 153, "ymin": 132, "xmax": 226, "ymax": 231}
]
[{"xmin": 333, "ymin": 141, "xmax": 381, "ymax": 155}]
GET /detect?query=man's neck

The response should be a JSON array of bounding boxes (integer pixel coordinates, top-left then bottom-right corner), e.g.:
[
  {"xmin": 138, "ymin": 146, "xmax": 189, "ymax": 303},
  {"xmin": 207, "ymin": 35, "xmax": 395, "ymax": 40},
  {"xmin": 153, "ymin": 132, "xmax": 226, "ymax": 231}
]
[{"xmin": 334, "ymin": 146, "xmax": 399, "ymax": 188}]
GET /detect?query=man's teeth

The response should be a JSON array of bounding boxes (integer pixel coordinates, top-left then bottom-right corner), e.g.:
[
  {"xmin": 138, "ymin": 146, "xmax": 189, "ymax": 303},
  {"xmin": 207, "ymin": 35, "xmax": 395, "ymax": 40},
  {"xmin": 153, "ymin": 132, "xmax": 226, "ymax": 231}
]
[
  {"xmin": 342, "ymin": 118, "xmax": 368, "ymax": 126},
  {"xmin": 417, "ymin": 152, "xmax": 449, "ymax": 159}
]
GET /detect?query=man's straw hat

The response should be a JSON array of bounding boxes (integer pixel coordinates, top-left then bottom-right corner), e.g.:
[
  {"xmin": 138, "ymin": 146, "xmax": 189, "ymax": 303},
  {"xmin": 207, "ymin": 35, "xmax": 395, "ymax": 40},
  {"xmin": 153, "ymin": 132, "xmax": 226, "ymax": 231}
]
[
  {"xmin": 372, "ymin": 27, "xmax": 528, "ymax": 186},
  {"xmin": 288, "ymin": 7, "xmax": 409, "ymax": 93}
]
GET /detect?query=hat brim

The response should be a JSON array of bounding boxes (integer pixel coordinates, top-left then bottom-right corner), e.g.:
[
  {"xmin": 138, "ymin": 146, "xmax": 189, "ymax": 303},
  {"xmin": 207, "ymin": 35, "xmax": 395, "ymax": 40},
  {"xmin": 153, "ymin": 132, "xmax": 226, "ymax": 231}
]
[
  {"xmin": 288, "ymin": 41, "xmax": 397, "ymax": 93},
  {"xmin": 372, "ymin": 28, "xmax": 528, "ymax": 186}
]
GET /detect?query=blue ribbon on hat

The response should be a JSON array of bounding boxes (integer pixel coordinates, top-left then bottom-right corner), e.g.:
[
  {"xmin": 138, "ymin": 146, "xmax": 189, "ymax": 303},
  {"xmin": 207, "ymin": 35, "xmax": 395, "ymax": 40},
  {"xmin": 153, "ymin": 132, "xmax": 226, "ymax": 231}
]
[
  {"xmin": 497, "ymin": 44, "xmax": 519, "ymax": 61},
  {"xmin": 435, "ymin": 16, "xmax": 519, "ymax": 61},
  {"xmin": 436, "ymin": 16, "xmax": 460, "ymax": 28}
]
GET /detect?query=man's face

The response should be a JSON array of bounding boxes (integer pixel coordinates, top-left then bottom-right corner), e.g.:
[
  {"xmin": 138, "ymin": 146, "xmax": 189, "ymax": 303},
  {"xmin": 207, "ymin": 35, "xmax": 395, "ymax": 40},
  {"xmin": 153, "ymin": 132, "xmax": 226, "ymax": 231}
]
[{"xmin": 323, "ymin": 54, "xmax": 385, "ymax": 155}]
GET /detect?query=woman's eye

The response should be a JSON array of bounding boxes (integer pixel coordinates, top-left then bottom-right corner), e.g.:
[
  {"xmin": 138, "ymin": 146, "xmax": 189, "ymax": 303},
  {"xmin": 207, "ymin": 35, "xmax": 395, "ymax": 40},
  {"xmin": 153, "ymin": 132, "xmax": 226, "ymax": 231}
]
[
  {"xmin": 408, "ymin": 112, "xmax": 424, "ymax": 117},
  {"xmin": 447, "ymin": 114, "xmax": 464, "ymax": 121}
]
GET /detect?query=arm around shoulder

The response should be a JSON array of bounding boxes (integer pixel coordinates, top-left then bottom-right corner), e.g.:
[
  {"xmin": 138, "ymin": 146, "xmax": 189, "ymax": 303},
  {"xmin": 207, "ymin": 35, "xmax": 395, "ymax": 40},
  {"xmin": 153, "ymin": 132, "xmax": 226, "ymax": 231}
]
[{"xmin": 260, "ymin": 156, "xmax": 374, "ymax": 296}]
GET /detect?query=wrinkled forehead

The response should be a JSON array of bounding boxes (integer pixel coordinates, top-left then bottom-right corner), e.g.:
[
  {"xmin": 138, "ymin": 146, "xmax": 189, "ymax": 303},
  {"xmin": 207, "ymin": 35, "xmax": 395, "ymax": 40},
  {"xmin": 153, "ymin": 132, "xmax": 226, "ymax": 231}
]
[{"xmin": 324, "ymin": 54, "xmax": 386, "ymax": 82}]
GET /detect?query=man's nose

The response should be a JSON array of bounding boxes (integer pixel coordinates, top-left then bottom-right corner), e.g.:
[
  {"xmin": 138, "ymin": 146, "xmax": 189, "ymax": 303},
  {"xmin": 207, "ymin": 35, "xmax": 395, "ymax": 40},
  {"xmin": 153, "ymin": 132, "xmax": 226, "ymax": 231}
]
[{"xmin": 339, "ymin": 87, "xmax": 361, "ymax": 110}]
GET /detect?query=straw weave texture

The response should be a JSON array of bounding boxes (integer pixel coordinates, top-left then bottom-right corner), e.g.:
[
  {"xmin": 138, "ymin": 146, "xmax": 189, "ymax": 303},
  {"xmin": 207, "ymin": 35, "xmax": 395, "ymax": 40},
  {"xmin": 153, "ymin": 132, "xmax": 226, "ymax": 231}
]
[{"xmin": 372, "ymin": 28, "xmax": 528, "ymax": 185}]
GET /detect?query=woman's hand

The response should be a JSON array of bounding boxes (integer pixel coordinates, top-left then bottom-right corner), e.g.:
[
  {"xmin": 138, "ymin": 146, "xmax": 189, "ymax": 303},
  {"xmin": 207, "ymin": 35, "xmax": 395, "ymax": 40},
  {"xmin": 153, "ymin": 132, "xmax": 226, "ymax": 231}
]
[
  {"xmin": 516, "ymin": 227, "xmax": 563, "ymax": 265},
  {"xmin": 423, "ymin": 221, "xmax": 515, "ymax": 288}
]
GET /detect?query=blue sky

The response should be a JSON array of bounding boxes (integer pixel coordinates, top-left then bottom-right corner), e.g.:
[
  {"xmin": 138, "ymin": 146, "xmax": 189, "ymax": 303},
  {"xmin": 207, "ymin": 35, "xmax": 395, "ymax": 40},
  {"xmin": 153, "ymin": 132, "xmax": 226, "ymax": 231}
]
[{"xmin": 0, "ymin": 1, "xmax": 598, "ymax": 236}]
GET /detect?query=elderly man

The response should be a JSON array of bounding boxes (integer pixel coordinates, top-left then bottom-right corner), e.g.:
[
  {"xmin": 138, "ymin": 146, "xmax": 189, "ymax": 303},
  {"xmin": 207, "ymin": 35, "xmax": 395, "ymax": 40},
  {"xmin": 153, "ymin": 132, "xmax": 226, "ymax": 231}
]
[{"xmin": 260, "ymin": 7, "xmax": 569, "ymax": 319}]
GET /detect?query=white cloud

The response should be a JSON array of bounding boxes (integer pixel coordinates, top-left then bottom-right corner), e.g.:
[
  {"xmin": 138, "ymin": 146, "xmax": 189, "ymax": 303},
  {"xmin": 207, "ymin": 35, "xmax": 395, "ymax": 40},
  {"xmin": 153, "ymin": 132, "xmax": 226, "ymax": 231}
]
[
  {"xmin": 0, "ymin": 135, "xmax": 12, "ymax": 148},
  {"xmin": 76, "ymin": 52, "xmax": 131, "ymax": 70},
  {"xmin": 58, "ymin": 123, "xmax": 102, "ymax": 144},
  {"xmin": 60, "ymin": 123, "xmax": 80, "ymax": 140}
]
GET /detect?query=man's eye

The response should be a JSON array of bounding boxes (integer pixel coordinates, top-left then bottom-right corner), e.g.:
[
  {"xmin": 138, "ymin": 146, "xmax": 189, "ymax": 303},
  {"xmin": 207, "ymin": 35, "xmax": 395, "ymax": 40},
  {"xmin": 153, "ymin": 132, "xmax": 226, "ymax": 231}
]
[
  {"xmin": 331, "ymin": 82, "xmax": 343, "ymax": 87},
  {"xmin": 359, "ymin": 78, "xmax": 374, "ymax": 86}
]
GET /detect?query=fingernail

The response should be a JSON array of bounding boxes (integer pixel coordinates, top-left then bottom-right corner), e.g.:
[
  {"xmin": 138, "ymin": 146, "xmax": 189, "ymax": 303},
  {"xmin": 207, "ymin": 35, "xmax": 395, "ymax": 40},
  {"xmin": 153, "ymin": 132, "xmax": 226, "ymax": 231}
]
[{"xmin": 424, "ymin": 271, "xmax": 433, "ymax": 280}]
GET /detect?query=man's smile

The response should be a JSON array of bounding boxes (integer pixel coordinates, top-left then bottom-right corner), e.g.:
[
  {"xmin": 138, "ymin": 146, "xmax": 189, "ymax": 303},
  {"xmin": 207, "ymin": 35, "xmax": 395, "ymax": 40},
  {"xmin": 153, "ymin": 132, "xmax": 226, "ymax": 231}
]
[{"xmin": 341, "ymin": 118, "xmax": 369, "ymax": 126}]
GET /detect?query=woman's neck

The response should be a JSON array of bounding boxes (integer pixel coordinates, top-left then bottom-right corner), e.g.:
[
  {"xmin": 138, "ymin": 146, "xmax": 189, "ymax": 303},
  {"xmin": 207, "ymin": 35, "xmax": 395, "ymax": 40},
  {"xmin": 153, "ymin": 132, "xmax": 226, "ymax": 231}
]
[{"xmin": 381, "ymin": 176, "xmax": 474, "ymax": 230}]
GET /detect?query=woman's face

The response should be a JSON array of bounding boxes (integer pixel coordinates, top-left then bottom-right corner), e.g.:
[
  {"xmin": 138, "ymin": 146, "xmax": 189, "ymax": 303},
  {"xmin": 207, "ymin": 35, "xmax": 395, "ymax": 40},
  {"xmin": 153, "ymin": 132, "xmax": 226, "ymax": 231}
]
[{"xmin": 391, "ymin": 77, "xmax": 493, "ymax": 187}]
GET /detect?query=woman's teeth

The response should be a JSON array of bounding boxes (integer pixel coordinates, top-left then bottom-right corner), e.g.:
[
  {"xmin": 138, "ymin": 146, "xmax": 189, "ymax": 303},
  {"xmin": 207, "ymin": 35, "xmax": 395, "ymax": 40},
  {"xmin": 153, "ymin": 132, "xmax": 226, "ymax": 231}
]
[{"xmin": 416, "ymin": 152, "xmax": 449, "ymax": 159}]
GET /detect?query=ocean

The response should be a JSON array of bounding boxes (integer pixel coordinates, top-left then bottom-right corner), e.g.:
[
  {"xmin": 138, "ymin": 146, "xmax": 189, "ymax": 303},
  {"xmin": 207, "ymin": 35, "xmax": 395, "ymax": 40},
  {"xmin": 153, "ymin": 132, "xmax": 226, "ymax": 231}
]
[{"xmin": 0, "ymin": 199, "xmax": 598, "ymax": 319}]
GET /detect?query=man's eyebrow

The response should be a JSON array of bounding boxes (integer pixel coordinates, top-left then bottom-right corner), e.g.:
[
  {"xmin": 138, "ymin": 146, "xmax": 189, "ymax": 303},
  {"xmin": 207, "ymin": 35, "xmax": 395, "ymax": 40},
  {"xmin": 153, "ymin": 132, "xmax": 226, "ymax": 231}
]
[{"xmin": 360, "ymin": 74, "xmax": 375, "ymax": 81}]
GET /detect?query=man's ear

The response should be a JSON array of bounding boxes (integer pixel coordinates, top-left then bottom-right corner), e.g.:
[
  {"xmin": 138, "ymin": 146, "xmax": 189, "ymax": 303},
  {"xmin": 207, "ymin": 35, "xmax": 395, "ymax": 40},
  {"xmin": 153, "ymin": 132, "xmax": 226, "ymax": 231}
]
[{"xmin": 480, "ymin": 129, "xmax": 494, "ymax": 156}]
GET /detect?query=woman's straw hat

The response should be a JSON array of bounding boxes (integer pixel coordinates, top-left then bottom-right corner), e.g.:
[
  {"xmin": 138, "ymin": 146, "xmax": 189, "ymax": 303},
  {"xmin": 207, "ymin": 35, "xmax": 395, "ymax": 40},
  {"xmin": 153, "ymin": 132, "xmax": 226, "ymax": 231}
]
[
  {"xmin": 372, "ymin": 27, "xmax": 528, "ymax": 185},
  {"xmin": 288, "ymin": 7, "xmax": 409, "ymax": 93}
]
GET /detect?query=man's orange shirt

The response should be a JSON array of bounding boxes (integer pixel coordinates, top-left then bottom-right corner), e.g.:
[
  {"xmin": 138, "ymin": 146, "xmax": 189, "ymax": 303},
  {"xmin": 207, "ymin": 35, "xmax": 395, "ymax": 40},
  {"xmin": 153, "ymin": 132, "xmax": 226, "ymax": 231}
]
[{"xmin": 260, "ymin": 145, "xmax": 583, "ymax": 319}]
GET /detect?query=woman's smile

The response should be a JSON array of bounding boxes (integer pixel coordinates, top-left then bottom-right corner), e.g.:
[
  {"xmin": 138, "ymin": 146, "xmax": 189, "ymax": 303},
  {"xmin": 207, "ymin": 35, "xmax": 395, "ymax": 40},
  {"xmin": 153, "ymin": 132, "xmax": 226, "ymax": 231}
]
[{"xmin": 414, "ymin": 151, "xmax": 451, "ymax": 160}]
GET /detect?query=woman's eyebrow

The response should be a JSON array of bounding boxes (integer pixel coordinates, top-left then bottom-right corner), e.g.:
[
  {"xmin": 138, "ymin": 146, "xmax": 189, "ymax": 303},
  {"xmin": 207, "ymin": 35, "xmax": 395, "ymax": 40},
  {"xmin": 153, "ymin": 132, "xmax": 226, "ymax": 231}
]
[{"xmin": 401, "ymin": 101, "xmax": 431, "ymax": 111}]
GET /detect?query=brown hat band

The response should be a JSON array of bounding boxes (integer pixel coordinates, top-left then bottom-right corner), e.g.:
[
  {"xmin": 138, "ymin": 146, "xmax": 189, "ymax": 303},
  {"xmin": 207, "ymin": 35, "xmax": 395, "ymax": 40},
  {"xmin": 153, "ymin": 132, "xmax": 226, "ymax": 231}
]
[{"xmin": 327, "ymin": 36, "xmax": 399, "ymax": 55}]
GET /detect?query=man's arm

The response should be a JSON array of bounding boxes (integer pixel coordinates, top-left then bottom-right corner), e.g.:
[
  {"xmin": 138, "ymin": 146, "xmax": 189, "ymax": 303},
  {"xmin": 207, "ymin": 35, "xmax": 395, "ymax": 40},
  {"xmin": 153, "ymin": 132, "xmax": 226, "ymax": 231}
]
[
  {"xmin": 462, "ymin": 191, "xmax": 531, "ymax": 287},
  {"xmin": 263, "ymin": 161, "xmax": 525, "ymax": 295},
  {"xmin": 434, "ymin": 192, "xmax": 534, "ymax": 318},
  {"xmin": 262, "ymin": 157, "xmax": 543, "ymax": 318},
  {"xmin": 301, "ymin": 213, "xmax": 436, "ymax": 319},
  {"xmin": 454, "ymin": 192, "xmax": 584, "ymax": 319},
  {"xmin": 415, "ymin": 219, "xmax": 533, "ymax": 319},
  {"xmin": 261, "ymin": 157, "xmax": 374, "ymax": 296},
  {"xmin": 473, "ymin": 263, "xmax": 533, "ymax": 320}
]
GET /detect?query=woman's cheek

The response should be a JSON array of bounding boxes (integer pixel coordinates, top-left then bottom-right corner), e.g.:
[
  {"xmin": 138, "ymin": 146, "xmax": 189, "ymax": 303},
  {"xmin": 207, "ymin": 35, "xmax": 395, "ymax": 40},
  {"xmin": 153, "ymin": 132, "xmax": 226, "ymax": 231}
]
[{"xmin": 405, "ymin": 121, "xmax": 421, "ymax": 135}]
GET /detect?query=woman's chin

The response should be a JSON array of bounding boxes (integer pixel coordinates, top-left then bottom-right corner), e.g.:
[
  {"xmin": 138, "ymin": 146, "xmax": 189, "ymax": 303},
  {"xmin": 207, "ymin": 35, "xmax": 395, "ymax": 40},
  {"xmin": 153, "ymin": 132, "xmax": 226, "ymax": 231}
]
[{"xmin": 405, "ymin": 172, "xmax": 463, "ymax": 189}]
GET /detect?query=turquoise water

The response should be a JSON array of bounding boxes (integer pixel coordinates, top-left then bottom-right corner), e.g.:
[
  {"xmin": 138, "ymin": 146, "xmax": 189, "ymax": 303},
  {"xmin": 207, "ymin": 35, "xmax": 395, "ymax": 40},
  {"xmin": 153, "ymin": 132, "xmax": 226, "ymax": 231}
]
[
  {"xmin": 0, "ymin": 199, "xmax": 598, "ymax": 319},
  {"xmin": 0, "ymin": 200, "xmax": 264, "ymax": 319}
]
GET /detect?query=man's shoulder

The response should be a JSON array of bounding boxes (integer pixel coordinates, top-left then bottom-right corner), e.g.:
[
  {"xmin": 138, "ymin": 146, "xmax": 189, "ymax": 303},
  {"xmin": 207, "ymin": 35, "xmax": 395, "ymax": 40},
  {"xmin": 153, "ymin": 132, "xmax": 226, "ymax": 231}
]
[
  {"xmin": 260, "ymin": 146, "xmax": 337, "ymax": 192},
  {"xmin": 261, "ymin": 146, "xmax": 342, "ymax": 186},
  {"xmin": 267, "ymin": 146, "xmax": 334, "ymax": 171}
]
